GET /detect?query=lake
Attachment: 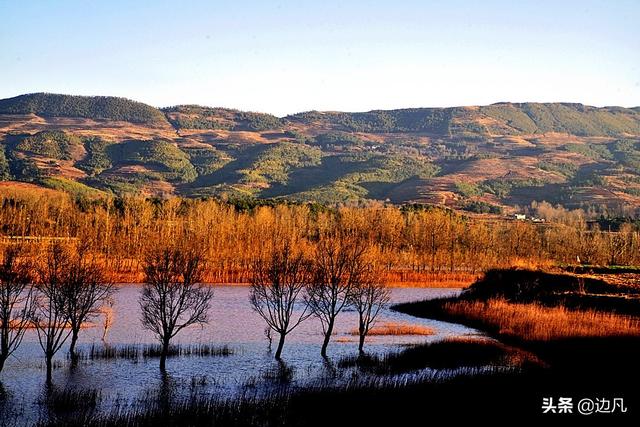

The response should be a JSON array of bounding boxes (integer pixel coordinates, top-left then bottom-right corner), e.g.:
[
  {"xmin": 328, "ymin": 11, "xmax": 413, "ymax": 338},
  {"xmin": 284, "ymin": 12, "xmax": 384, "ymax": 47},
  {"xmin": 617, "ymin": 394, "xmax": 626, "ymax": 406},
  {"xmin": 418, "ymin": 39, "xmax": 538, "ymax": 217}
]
[{"xmin": 0, "ymin": 285, "xmax": 479, "ymax": 424}]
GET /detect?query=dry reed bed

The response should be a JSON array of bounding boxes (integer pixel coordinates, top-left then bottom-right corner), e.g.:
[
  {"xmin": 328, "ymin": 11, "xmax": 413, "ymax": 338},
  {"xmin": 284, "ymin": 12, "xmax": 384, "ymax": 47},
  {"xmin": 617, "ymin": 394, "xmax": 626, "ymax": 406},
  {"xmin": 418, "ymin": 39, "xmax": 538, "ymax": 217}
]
[
  {"xmin": 350, "ymin": 322, "xmax": 435, "ymax": 336},
  {"xmin": 74, "ymin": 343, "xmax": 235, "ymax": 361},
  {"xmin": 442, "ymin": 299, "xmax": 640, "ymax": 341}
]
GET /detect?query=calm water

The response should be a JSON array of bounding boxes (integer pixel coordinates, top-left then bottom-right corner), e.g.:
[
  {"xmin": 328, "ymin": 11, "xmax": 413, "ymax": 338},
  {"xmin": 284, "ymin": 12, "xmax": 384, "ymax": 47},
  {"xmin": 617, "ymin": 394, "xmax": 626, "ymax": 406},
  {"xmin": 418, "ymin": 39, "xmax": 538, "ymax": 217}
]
[{"xmin": 0, "ymin": 285, "xmax": 479, "ymax": 424}]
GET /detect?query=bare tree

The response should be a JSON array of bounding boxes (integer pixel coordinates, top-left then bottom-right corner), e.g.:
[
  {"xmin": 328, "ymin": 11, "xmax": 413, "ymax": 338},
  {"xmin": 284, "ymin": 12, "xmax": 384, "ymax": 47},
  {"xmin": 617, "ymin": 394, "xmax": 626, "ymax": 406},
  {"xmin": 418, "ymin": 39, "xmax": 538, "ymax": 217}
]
[
  {"xmin": 0, "ymin": 245, "xmax": 35, "ymax": 374},
  {"xmin": 100, "ymin": 299, "xmax": 114, "ymax": 342},
  {"xmin": 61, "ymin": 242, "xmax": 115, "ymax": 360},
  {"xmin": 349, "ymin": 276, "xmax": 390, "ymax": 355},
  {"xmin": 139, "ymin": 243, "xmax": 213, "ymax": 371},
  {"xmin": 33, "ymin": 243, "xmax": 73, "ymax": 384},
  {"xmin": 250, "ymin": 242, "xmax": 311, "ymax": 360},
  {"xmin": 307, "ymin": 234, "xmax": 369, "ymax": 357}
]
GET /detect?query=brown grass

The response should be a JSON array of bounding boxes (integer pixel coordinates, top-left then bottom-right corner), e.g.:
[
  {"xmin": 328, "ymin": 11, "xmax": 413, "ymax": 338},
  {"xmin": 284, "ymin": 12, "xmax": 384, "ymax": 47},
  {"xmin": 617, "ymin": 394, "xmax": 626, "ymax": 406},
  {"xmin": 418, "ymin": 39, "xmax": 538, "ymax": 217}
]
[
  {"xmin": 443, "ymin": 299, "xmax": 640, "ymax": 341},
  {"xmin": 351, "ymin": 322, "xmax": 435, "ymax": 336}
]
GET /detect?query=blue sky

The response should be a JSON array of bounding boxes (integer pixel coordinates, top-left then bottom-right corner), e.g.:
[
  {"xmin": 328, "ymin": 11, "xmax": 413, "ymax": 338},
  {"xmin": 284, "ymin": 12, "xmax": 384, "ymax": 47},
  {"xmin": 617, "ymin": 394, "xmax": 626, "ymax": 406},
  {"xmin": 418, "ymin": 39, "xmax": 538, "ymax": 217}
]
[{"xmin": 1, "ymin": 0, "xmax": 638, "ymax": 115}]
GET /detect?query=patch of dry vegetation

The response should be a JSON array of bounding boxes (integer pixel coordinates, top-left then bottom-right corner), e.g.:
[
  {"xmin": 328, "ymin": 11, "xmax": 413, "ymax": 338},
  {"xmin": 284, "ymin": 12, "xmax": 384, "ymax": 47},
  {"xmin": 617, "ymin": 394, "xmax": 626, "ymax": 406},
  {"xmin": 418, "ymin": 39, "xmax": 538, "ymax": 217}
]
[
  {"xmin": 442, "ymin": 299, "xmax": 640, "ymax": 341},
  {"xmin": 351, "ymin": 322, "xmax": 435, "ymax": 336}
]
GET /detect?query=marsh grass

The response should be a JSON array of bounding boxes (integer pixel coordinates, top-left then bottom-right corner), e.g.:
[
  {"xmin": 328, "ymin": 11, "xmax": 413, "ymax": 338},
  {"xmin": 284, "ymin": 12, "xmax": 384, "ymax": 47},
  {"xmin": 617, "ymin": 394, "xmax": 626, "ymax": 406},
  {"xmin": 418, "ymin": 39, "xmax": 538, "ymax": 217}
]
[
  {"xmin": 393, "ymin": 268, "xmax": 640, "ymax": 337},
  {"xmin": 44, "ymin": 367, "xmax": 534, "ymax": 426},
  {"xmin": 352, "ymin": 322, "xmax": 435, "ymax": 336},
  {"xmin": 37, "ymin": 387, "xmax": 102, "ymax": 427},
  {"xmin": 41, "ymin": 387, "xmax": 101, "ymax": 413},
  {"xmin": 393, "ymin": 275, "xmax": 640, "ymax": 381},
  {"xmin": 69, "ymin": 392, "xmax": 290, "ymax": 427},
  {"xmin": 443, "ymin": 299, "xmax": 640, "ymax": 341},
  {"xmin": 74, "ymin": 343, "xmax": 235, "ymax": 361}
]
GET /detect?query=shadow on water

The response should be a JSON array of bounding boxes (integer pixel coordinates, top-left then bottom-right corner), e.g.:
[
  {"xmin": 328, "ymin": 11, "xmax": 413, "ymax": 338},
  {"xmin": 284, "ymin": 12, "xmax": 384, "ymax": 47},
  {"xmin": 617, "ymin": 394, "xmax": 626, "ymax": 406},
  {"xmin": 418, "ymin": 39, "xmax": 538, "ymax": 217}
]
[
  {"xmin": 30, "ymin": 363, "xmax": 183, "ymax": 426},
  {"xmin": 153, "ymin": 372, "xmax": 178, "ymax": 417},
  {"xmin": 38, "ymin": 382, "xmax": 102, "ymax": 426},
  {"xmin": 0, "ymin": 381, "xmax": 10, "ymax": 415},
  {"xmin": 261, "ymin": 360, "xmax": 295, "ymax": 385},
  {"xmin": 320, "ymin": 356, "xmax": 337, "ymax": 379},
  {"xmin": 0, "ymin": 381, "xmax": 22, "ymax": 427},
  {"xmin": 336, "ymin": 338, "xmax": 538, "ymax": 375}
]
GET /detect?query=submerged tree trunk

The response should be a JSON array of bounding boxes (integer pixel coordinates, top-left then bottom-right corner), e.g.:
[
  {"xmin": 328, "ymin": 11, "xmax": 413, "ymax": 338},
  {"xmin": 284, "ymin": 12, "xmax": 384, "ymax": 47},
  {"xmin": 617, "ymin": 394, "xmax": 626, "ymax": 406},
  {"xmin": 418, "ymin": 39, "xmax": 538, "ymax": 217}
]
[
  {"xmin": 321, "ymin": 319, "xmax": 334, "ymax": 358},
  {"xmin": 159, "ymin": 337, "xmax": 170, "ymax": 371},
  {"xmin": 45, "ymin": 353, "xmax": 53, "ymax": 384},
  {"xmin": 358, "ymin": 324, "xmax": 366, "ymax": 355},
  {"xmin": 0, "ymin": 337, "xmax": 8, "ymax": 373},
  {"xmin": 69, "ymin": 328, "xmax": 80, "ymax": 361},
  {"xmin": 275, "ymin": 331, "xmax": 286, "ymax": 360}
]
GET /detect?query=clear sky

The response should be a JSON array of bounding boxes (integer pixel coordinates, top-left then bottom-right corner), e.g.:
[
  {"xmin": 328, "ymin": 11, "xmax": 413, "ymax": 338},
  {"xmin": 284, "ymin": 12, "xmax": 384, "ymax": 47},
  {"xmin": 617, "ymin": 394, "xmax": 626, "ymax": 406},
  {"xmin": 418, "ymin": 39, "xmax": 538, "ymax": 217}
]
[{"xmin": 1, "ymin": 0, "xmax": 638, "ymax": 116}]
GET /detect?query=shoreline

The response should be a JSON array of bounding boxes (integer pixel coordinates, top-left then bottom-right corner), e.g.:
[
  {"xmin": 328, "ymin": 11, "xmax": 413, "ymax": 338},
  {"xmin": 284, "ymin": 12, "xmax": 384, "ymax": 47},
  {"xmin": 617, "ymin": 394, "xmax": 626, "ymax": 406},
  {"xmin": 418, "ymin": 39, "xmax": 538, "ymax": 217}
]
[
  {"xmin": 391, "ymin": 268, "xmax": 640, "ymax": 395},
  {"xmin": 111, "ymin": 281, "xmax": 472, "ymax": 288}
]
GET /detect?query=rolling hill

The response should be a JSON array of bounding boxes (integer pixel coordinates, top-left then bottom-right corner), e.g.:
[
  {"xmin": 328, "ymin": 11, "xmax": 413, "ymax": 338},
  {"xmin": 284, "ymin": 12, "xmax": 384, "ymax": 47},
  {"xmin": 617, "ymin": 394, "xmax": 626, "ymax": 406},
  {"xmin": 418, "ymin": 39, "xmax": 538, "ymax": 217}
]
[{"xmin": 1, "ymin": 93, "xmax": 639, "ymax": 214}]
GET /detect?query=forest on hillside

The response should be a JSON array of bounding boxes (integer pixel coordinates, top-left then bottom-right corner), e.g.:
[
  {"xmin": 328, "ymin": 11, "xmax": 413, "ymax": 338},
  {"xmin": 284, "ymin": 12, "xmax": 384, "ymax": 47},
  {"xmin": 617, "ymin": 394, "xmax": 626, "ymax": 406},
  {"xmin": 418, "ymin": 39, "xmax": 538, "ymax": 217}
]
[{"xmin": 1, "ymin": 93, "xmax": 640, "ymax": 211}]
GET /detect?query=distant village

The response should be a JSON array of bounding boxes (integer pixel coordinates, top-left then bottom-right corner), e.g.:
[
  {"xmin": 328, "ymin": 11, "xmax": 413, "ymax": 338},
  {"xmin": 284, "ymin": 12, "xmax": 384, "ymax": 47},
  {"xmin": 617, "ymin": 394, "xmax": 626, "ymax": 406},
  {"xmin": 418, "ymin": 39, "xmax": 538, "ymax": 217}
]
[{"xmin": 512, "ymin": 213, "xmax": 546, "ymax": 223}]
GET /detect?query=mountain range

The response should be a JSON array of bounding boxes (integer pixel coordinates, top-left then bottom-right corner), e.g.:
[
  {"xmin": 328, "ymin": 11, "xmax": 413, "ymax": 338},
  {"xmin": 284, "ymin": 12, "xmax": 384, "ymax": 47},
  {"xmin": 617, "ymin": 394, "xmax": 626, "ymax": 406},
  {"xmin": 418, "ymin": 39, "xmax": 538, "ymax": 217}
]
[{"xmin": 1, "ymin": 93, "xmax": 639, "ymax": 214}]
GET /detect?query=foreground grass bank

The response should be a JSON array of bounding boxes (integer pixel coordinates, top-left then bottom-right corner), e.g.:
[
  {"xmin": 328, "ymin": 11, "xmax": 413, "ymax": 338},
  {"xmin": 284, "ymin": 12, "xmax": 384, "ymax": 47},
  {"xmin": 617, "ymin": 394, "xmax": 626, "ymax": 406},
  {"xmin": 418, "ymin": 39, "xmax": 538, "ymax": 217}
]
[{"xmin": 393, "ymin": 268, "xmax": 640, "ymax": 399}]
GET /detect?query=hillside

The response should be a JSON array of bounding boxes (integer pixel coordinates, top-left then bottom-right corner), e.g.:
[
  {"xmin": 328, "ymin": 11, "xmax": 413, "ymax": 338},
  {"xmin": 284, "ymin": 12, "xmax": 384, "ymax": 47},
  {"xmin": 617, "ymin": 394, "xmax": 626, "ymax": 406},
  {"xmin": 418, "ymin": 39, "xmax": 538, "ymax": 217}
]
[
  {"xmin": 1, "ymin": 93, "xmax": 640, "ymax": 214},
  {"xmin": 0, "ymin": 93, "xmax": 168, "ymax": 125}
]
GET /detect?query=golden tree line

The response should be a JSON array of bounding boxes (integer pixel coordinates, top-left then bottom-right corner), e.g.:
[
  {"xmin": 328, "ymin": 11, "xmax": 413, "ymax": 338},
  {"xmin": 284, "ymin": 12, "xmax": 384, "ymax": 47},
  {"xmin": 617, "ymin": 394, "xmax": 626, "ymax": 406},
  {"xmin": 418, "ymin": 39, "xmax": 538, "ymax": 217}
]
[{"xmin": 1, "ymin": 188, "xmax": 639, "ymax": 285}]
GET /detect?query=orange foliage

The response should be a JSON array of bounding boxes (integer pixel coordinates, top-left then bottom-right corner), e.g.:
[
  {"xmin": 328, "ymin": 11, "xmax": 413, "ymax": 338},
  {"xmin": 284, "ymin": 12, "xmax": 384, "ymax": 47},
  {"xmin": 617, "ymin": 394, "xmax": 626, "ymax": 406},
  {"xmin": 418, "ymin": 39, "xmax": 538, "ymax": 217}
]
[
  {"xmin": 1, "ymin": 189, "xmax": 639, "ymax": 285},
  {"xmin": 442, "ymin": 299, "xmax": 640, "ymax": 341}
]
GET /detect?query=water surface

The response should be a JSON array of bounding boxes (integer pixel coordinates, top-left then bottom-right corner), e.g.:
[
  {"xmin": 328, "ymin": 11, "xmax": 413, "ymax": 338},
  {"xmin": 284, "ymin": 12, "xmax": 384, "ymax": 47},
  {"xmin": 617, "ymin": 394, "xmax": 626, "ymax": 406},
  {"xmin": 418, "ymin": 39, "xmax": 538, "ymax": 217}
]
[{"xmin": 0, "ymin": 285, "xmax": 478, "ymax": 424}]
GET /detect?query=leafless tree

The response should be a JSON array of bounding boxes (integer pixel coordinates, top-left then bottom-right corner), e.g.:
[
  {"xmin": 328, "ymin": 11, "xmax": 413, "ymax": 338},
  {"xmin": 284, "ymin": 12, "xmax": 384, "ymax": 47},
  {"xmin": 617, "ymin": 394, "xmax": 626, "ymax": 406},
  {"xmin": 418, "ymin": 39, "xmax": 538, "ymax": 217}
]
[
  {"xmin": 349, "ymin": 275, "xmax": 390, "ymax": 354},
  {"xmin": 100, "ymin": 299, "xmax": 114, "ymax": 342},
  {"xmin": 61, "ymin": 242, "xmax": 115, "ymax": 360},
  {"xmin": 32, "ymin": 243, "xmax": 73, "ymax": 384},
  {"xmin": 307, "ymin": 234, "xmax": 369, "ymax": 357},
  {"xmin": 250, "ymin": 242, "xmax": 311, "ymax": 360},
  {"xmin": 0, "ymin": 245, "xmax": 35, "ymax": 374},
  {"xmin": 139, "ymin": 243, "xmax": 213, "ymax": 371}
]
